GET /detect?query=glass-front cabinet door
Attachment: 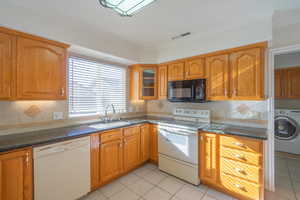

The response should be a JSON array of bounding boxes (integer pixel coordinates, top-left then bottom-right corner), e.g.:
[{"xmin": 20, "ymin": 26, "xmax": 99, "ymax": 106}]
[{"xmin": 139, "ymin": 65, "xmax": 157, "ymax": 100}]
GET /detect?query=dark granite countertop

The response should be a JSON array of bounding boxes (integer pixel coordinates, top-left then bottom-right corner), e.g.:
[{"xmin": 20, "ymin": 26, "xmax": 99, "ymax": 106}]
[{"xmin": 0, "ymin": 116, "xmax": 267, "ymax": 153}]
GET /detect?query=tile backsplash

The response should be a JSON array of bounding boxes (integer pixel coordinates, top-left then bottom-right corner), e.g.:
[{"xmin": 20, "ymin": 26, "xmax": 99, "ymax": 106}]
[
  {"xmin": 0, "ymin": 100, "xmax": 147, "ymax": 128},
  {"xmin": 147, "ymin": 100, "xmax": 268, "ymax": 127}
]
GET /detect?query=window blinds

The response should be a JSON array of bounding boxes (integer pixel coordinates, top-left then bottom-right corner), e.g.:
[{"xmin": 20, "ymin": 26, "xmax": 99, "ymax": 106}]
[{"xmin": 68, "ymin": 56, "xmax": 127, "ymax": 117}]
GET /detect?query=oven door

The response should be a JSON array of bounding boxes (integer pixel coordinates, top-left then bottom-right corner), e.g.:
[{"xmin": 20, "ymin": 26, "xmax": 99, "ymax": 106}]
[{"xmin": 158, "ymin": 126, "xmax": 198, "ymax": 164}]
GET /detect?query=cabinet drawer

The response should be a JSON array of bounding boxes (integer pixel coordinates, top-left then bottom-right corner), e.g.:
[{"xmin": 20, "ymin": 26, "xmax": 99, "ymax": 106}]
[
  {"xmin": 124, "ymin": 126, "xmax": 140, "ymax": 137},
  {"xmin": 221, "ymin": 158, "xmax": 261, "ymax": 183},
  {"xmin": 221, "ymin": 146, "xmax": 262, "ymax": 166},
  {"xmin": 220, "ymin": 135, "xmax": 262, "ymax": 153},
  {"xmin": 101, "ymin": 129, "xmax": 123, "ymax": 143},
  {"xmin": 220, "ymin": 173, "xmax": 260, "ymax": 200}
]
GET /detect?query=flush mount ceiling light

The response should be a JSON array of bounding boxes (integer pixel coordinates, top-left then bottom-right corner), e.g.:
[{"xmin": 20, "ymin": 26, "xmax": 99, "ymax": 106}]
[{"xmin": 99, "ymin": 0, "xmax": 156, "ymax": 16}]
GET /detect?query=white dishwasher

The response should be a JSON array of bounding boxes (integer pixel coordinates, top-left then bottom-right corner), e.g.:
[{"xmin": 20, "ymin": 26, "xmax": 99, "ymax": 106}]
[{"xmin": 34, "ymin": 136, "xmax": 91, "ymax": 200}]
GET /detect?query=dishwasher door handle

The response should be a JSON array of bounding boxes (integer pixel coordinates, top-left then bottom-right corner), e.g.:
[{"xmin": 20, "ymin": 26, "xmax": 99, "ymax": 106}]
[{"xmin": 36, "ymin": 147, "xmax": 66, "ymax": 158}]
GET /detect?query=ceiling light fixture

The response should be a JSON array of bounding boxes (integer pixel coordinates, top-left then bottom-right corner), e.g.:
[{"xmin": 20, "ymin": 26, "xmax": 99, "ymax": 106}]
[{"xmin": 99, "ymin": 0, "xmax": 156, "ymax": 16}]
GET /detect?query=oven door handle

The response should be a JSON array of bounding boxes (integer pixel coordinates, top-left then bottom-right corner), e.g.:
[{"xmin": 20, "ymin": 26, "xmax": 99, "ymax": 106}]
[{"xmin": 159, "ymin": 128, "xmax": 195, "ymax": 136}]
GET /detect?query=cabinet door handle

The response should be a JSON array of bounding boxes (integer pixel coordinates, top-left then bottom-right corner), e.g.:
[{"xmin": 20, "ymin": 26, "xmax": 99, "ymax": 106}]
[
  {"xmin": 235, "ymin": 167, "xmax": 245, "ymax": 174},
  {"xmin": 234, "ymin": 184, "xmax": 245, "ymax": 190},
  {"xmin": 25, "ymin": 152, "xmax": 30, "ymax": 167},
  {"xmin": 234, "ymin": 153, "xmax": 246, "ymax": 160},
  {"xmin": 232, "ymin": 142, "xmax": 245, "ymax": 147},
  {"xmin": 61, "ymin": 88, "xmax": 65, "ymax": 96}
]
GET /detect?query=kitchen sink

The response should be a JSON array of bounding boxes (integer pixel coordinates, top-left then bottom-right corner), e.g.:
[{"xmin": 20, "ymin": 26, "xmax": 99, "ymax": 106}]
[{"xmin": 89, "ymin": 121, "xmax": 131, "ymax": 130}]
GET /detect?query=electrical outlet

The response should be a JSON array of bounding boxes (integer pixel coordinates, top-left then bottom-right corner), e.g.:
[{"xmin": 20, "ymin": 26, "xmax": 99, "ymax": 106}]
[{"xmin": 53, "ymin": 112, "xmax": 64, "ymax": 120}]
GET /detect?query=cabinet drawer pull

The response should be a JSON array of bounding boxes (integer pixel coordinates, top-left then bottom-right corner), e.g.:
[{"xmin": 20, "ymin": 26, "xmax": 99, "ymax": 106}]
[
  {"xmin": 234, "ymin": 167, "xmax": 246, "ymax": 174},
  {"xmin": 232, "ymin": 142, "xmax": 245, "ymax": 147},
  {"xmin": 234, "ymin": 183, "xmax": 245, "ymax": 190},
  {"xmin": 234, "ymin": 154, "xmax": 246, "ymax": 160}
]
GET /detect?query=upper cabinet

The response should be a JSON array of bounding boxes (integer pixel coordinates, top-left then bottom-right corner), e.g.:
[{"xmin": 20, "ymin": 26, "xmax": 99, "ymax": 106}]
[
  {"xmin": 130, "ymin": 42, "xmax": 266, "ymax": 101},
  {"xmin": 185, "ymin": 58, "xmax": 206, "ymax": 80},
  {"xmin": 230, "ymin": 48, "xmax": 264, "ymax": 100},
  {"xmin": 275, "ymin": 66, "xmax": 300, "ymax": 99},
  {"xmin": 168, "ymin": 62, "xmax": 184, "ymax": 81},
  {"xmin": 129, "ymin": 64, "xmax": 158, "ymax": 101},
  {"xmin": 158, "ymin": 65, "xmax": 168, "ymax": 99},
  {"xmin": 275, "ymin": 69, "xmax": 286, "ymax": 99},
  {"xmin": 206, "ymin": 54, "xmax": 230, "ymax": 100},
  {"xmin": 17, "ymin": 37, "xmax": 67, "ymax": 100},
  {"xmin": 0, "ymin": 32, "xmax": 16, "ymax": 100},
  {"xmin": 0, "ymin": 27, "xmax": 69, "ymax": 100},
  {"xmin": 140, "ymin": 65, "xmax": 157, "ymax": 100}
]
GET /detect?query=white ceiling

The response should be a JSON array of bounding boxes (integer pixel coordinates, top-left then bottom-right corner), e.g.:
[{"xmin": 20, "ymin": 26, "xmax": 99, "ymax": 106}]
[{"xmin": 3, "ymin": 0, "xmax": 300, "ymax": 49}]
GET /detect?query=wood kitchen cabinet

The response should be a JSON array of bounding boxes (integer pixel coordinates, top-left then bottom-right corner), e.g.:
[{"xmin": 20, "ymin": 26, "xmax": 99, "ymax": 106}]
[
  {"xmin": 158, "ymin": 65, "xmax": 168, "ymax": 99},
  {"xmin": 140, "ymin": 124, "xmax": 150, "ymax": 163},
  {"xmin": 206, "ymin": 54, "xmax": 230, "ymax": 100},
  {"xmin": 123, "ymin": 126, "xmax": 141, "ymax": 172},
  {"xmin": 275, "ymin": 69, "xmax": 286, "ymax": 99},
  {"xmin": 0, "ymin": 27, "xmax": 69, "ymax": 100},
  {"xmin": 199, "ymin": 132, "xmax": 218, "ymax": 185},
  {"xmin": 0, "ymin": 32, "xmax": 16, "ymax": 100},
  {"xmin": 168, "ymin": 62, "xmax": 185, "ymax": 81},
  {"xmin": 275, "ymin": 67, "xmax": 300, "ymax": 99},
  {"xmin": 17, "ymin": 37, "xmax": 67, "ymax": 100},
  {"xmin": 129, "ymin": 64, "xmax": 158, "ymax": 101},
  {"xmin": 0, "ymin": 148, "xmax": 33, "ymax": 200},
  {"xmin": 91, "ymin": 129, "xmax": 123, "ymax": 189},
  {"xmin": 286, "ymin": 67, "xmax": 300, "ymax": 99},
  {"xmin": 149, "ymin": 124, "xmax": 158, "ymax": 163},
  {"xmin": 230, "ymin": 48, "xmax": 264, "ymax": 100},
  {"xmin": 185, "ymin": 58, "xmax": 206, "ymax": 80},
  {"xmin": 199, "ymin": 132, "xmax": 264, "ymax": 200}
]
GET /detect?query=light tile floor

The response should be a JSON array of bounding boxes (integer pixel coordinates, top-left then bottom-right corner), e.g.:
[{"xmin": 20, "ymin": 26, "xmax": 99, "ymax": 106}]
[
  {"xmin": 269, "ymin": 152, "xmax": 300, "ymax": 200},
  {"xmin": 80, "ymin": 157, "xmax": 300, "ymax": 200},
  {"xmin": 80, "ymin": 163, "xmax": 237, "ymax": 200}
]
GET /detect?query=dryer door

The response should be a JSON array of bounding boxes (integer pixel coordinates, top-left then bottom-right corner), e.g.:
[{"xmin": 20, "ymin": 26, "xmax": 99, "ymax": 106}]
[{"xmin": 275, "ymin": 116, "xmax": 299, "ymax": 140}]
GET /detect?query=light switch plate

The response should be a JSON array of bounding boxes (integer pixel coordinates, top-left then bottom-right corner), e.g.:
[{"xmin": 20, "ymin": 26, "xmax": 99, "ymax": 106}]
[{"xmin": 53, "ymin": 112, "xmax": 64, "ymax": 120}]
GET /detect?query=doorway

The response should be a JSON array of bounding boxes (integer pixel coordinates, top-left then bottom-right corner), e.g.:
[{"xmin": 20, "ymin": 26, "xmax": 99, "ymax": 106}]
[{"xmin": 269, "ymin": 45, "xmax": 300, "ymax": 199}]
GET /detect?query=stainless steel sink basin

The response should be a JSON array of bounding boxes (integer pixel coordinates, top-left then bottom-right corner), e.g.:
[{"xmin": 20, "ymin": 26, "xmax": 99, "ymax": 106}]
[{"xmin": 89, "ymin": 121, "xmax": 131, "ymax": 130}]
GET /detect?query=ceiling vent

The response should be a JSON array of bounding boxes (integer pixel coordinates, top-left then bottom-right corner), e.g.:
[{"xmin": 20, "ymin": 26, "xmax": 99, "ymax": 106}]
[{"xmin": 171, "ymin": 32, "xmax": 191, "ymax": 40}]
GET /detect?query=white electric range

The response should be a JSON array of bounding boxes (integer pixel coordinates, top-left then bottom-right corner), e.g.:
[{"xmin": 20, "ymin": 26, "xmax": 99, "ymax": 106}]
[{"xmin": 158, "ymin": 108, "xmax": 210, "ymax": 185}]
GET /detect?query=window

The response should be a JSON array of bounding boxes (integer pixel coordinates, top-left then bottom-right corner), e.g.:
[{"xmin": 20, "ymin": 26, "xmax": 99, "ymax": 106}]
[{"xmin": 68, "ymin": 56, "xmax": 127, "ymax": 117}]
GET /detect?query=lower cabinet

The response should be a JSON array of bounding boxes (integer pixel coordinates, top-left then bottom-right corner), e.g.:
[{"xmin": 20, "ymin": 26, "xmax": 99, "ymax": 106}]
[
  {"xmin": 200, "ymin": 133, "xmax": 218, "ymax": 185},
  {"xmin": 140, "ymin": 124, "xmax": 150, "ymax": 162},
  {"xmin": 91, "ymin": 124, "xmax": 151, "ymax": 191},
  {"xmin": 199, "ymin": 132, "xmax": 264, "ymax": 200},
  {"xmin": 0, "ymin": 148, "xmax": 33, "ymax": 200},
  {"xmin": 149, "ymin": 124, "xmax": 158, "ymax": 163},
  {"xmin": 123, "ymin": 126, "xmax": 141, "ymax": 172}
]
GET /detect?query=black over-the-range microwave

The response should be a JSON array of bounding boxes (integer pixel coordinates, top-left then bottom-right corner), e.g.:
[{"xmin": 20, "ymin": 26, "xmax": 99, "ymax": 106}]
[{"xmin": 167, "ymin": 79, "xmax": 206, "ymax": 103}]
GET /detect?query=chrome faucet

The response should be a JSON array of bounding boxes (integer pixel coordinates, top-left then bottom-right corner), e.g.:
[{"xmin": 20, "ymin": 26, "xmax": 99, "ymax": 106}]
[{"xmin": 102, "ymin": 104, "xmax": 116, "ymax": 122}]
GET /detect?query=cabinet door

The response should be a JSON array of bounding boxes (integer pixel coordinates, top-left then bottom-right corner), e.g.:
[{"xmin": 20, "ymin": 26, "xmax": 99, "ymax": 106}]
[
  {"xmin": 17, "ymin": 37, "xmax": 66, "ymax": 100},
  {"xmin": 185, "ymin": 58, "xmax": 205, "ymax": 79},
  {"xmin": 158, "ymin": 65, "xmax": 168, "ymax": 99},
  {"xmin": 149, "ymin": 125, "xmax": 158, "ymax": 163},
  {"xmin": 0, "ymin": 32, "xmax": 15, "ymax": 100},
  {"xmin": 168, "ymin": 62, "xmax": 184, "ymax": 81},
  {"xmin": 206, "ymin": 54, "xmax": 230, "ymax": 100},
  {"xmin": 90, "ymin": 134, "xmax": 100, "ymax": 190},
  {"xmin": 100, "ymin": 139, "xmax": 123, "ymax": 184},
  {"xmin": 139, "ymin": 66, "xmax": 157, "ymax": 100},
  {"xmin": 200, "ymin": 132, "xmax": 218, "ymax": 185},
  {"xmin": 275, "ymin": 69, "xmax": 286, "ymax": 99},
  {"xmin": 286, "ymin": 67, "xmax": 300, "ymax": 99},
  {"xmin": 124, "ymin": 133, "xmax": 141, "ymax": 172},
  {"xmin": 140, "ymin": 124, "xmax": 150, "ymax": 163},
  {"xmin": 230, "ymin": 48, "xmax": 264, "ymax": 100},
  {"xmin": 0, "ymin": 149, "xmax": 33, "ymax": 200}
]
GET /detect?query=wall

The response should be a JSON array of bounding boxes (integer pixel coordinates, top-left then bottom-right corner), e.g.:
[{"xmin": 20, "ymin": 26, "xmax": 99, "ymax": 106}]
[
  {"xmin": 147, "ymin": 100, "xmax": 268, "ymax": 128},
  {"xmin": 275, "ymin": 51, "xmax": 300, "ymax": 68},
  {"xmin": 272, "ymin": 8, "xmax": 300, "ymax": 48},
  {"xmin": 155, "ymin": 18, "xmax": 272, "ymax": 63}
]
